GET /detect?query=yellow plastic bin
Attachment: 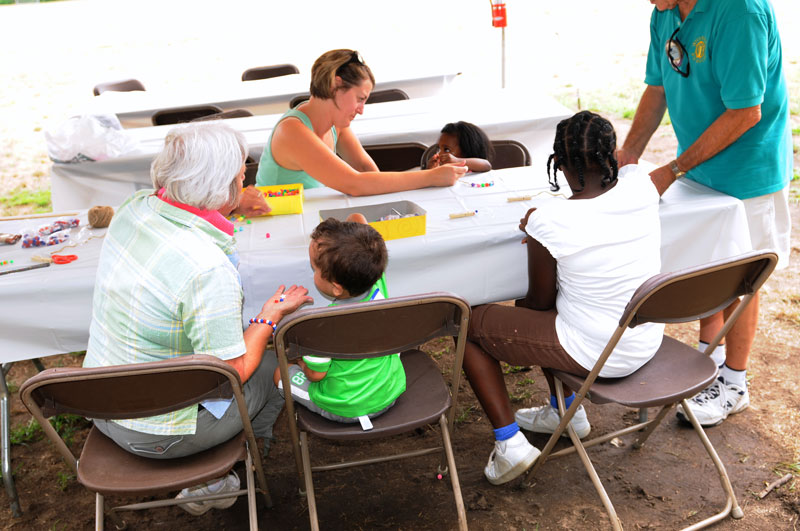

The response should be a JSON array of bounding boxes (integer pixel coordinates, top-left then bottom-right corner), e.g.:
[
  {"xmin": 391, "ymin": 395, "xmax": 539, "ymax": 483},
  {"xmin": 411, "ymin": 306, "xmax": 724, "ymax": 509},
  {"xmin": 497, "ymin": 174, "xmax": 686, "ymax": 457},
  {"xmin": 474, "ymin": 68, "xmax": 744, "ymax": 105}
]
[
  {"xmin": 254, "ymin": 184, "xmax": 304, "ymax": 215},
  {"xmin": 319, "ymin": 201, "xmax": 426, "ymax": 241}
]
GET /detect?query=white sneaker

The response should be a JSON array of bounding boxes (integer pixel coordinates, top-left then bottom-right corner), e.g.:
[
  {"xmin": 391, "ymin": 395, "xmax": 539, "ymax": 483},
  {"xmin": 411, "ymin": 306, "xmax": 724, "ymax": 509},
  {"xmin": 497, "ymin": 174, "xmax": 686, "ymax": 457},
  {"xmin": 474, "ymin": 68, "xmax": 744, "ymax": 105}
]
[
  {"xmin": 515, "ymin": 404, "xmax": 591, "ymax": 439},
  {"xmin": 484, "ymin": 431, "xmax": 540, "ymax": 485},
  {"xmin": 175, "ymin": 471, "xmax": 240, "ymax": 515},
  {"xmin": 676, "ymin": 377, "xmax": 750, "ymax": 427}
]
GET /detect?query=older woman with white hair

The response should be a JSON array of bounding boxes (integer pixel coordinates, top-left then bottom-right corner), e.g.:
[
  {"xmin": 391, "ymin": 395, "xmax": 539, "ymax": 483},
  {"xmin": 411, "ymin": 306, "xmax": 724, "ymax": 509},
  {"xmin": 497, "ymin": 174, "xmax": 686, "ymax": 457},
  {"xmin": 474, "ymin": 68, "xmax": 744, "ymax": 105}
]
[{"xmin": 83, "ymin": 122, "xmax": 312, "ymax": 515}]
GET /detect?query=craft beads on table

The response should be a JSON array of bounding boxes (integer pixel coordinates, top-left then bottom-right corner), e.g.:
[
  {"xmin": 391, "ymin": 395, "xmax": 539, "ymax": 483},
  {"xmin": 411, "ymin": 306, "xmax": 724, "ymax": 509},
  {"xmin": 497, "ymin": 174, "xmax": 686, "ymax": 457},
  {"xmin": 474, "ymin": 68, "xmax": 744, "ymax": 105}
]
[
  {"xmin": 464, "ymin": 181, "xmax": 494, "ymax": 188},
  {"xmin": 37, "ymin": 218, "xmax": 80, "ymax": 236},
  {"xmin": 1, "ymin": 260, "xmax": 14, "ymax": 266},
  {"xmin": 21, "ymin": 232, "xmax": 70, "ymax": 248},
  {"xmin": 263, "ymin": 189, "xmax": 300, "ymax": 197}
]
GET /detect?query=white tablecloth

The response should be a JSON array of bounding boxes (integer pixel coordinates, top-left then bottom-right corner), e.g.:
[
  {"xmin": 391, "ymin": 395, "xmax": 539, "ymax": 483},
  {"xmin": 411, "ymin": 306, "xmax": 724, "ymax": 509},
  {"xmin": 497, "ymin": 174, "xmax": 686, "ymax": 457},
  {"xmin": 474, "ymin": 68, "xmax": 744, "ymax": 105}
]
[
  {"xmin": 88, "ymin": 73, "xmax": 461, "ymax": 129},
  {"xmin": 51, "ymin": 89, "xmax": 573, "ymax": 211},
  {"xmin": 0, "ymin": 166, "xmax": 752, "ymax": 363}
]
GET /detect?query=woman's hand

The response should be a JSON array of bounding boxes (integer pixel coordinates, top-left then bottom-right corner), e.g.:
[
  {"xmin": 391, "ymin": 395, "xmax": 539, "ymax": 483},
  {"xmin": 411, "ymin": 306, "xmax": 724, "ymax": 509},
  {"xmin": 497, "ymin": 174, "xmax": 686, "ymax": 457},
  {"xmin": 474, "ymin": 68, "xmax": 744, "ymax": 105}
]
[
  {"xmin": 233, "ymin": 186, "xmax": 271, "ymax": 218},
  {"xmin": 257, "ymin": 284, "xmax": 313, "ymax": 323},
  {"xmin": 615, "ymin": 147, "xmax": 639, "ymax": 168},
  {"xmin": 429, "ymin": 162, "xmax": 468, "ymax": 186}
]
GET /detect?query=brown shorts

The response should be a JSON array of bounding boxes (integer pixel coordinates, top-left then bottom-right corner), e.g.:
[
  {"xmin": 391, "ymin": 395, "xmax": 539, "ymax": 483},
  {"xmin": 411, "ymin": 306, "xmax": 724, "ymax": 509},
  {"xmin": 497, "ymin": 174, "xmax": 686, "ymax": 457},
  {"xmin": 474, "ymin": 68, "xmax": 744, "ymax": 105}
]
[{"xmin": 468, "ymin": 304, "xmax": 589, "ymax": 377}]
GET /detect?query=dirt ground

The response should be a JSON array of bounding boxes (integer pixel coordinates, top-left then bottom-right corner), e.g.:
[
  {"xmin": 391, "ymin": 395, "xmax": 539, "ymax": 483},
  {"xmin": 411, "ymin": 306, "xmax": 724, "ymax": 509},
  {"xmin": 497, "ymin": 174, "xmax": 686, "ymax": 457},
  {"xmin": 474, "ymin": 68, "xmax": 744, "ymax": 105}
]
[{"xmin": 1, "ymin": 130, "xmax": 798, "ymax": 530}]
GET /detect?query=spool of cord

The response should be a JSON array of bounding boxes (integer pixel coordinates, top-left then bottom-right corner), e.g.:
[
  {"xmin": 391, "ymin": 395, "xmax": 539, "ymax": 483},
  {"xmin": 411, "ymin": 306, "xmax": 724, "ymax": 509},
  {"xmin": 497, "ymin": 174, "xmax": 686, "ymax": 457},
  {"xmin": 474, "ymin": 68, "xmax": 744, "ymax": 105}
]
[{"xmin": 88, "ymin": 206, "xmax": 114, "ymax": 228}]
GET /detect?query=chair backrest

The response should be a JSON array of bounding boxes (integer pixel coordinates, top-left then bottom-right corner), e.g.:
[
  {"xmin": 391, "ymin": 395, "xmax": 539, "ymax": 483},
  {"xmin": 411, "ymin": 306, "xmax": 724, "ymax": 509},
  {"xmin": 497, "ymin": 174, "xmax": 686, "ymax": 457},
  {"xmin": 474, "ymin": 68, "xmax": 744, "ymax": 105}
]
[
  {"xmin": 241, "ymin": 63, "xmax": 300, "ymax": 82},
  {"xmin": 151, "ymin": 105, "xmax": 224, "ymax": 126},
  {"xmin": 623, "ymin": 250, "xmax": 777, "ymax": 329},
  {"xmin": 20, "ymin": 355, "xmax": 238, "ymax": 422},
  {"xmin": 366, "ymin": 88, "xmax": 409, "ymax": 104},
  {"xmin": 491, "ymin": 139, "xmax": 531, "ymax": 169},
  {"xmin": 93, "ymin": 78, "xmax": 146, "ymax": 97},
  {"xmin": 289, "ymin": 88, "xmax": 410, "ymax": 110},
  {"xmin": 274, "ymin": 292, "xmax": 469, "ymax": 362},
  {"xmin": 364, "ymin": 142, "xmax": 427, "ymax": 172},
  {"xmin": 191, "ymin": 108, "xmax": 254, "ymax": 122},
  {"xmin": 420, "ymin": 139, "xmax": 531, "ymax": 170}
]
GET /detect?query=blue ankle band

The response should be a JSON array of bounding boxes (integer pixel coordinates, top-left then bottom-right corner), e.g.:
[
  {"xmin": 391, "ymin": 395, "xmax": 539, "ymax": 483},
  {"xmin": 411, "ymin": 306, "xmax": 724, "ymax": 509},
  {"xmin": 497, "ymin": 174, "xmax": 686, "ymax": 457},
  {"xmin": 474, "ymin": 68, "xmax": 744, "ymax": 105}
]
[
  {"xmin": 550, "ymin": 393, "xmax": 576, "ymax": 410},
  {"xmin": 493, "ymin": 422, "xmax": 519, "ymax": 441}
]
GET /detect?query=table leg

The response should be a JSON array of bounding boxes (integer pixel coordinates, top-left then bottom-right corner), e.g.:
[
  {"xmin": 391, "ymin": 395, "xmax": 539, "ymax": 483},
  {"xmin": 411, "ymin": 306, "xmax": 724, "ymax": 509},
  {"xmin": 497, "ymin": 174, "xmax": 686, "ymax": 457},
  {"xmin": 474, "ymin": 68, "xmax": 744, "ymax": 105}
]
[{"xmin": 0, "ymin": 363, "xmax": 21, "ymax": 517}]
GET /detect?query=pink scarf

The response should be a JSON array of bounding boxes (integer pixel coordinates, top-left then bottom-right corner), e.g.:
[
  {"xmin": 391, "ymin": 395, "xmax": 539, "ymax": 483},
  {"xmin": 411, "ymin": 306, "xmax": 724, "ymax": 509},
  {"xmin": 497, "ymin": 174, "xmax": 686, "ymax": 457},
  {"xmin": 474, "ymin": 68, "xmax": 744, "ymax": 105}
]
[{"xmin": 157, "ymin": 188, "xmax": 234, "ymax": 236}]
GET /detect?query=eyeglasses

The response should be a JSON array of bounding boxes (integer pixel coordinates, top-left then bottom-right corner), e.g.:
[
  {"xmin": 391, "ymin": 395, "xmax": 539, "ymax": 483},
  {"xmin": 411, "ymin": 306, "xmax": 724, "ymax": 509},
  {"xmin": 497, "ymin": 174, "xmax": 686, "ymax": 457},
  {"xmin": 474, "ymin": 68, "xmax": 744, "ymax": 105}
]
[{"xmin": 666, "ymin": 26, "xmax": 690, "ymax": 78}]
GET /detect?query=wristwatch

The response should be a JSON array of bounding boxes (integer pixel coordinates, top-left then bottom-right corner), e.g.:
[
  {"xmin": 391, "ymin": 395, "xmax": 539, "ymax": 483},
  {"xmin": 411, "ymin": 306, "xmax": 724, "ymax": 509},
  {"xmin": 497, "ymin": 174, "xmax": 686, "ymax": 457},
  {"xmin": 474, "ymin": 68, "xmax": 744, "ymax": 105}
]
[{"xmin": 669, "ymin": 160, "xmax": 686, "ymax": 179}]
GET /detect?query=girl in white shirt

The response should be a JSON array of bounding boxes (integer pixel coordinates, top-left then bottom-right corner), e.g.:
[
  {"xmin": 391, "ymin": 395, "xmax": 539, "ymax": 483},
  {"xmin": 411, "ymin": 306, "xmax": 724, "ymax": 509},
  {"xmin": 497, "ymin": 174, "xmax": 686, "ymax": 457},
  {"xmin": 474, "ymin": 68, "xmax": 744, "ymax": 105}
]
[{"xmin": 463, "ymin": 111, "xmax": 663, "ymax": 485}]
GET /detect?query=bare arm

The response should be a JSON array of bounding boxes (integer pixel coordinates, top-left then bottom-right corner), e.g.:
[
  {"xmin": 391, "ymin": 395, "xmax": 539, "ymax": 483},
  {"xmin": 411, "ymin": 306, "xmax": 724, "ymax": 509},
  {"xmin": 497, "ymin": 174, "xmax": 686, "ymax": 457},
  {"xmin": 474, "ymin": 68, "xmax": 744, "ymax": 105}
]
[
  {"xmin": 335, "ymin": 126, "xmax": 379, "ymax": 172},
  {"xmin": 225, "ymin": 284, "xmax": 313, "ymax": 382},
  {"xmin": 437, "ymin": 152, "xmax": 492, "ymax": 172},
  {"xmin": 271, "ymin": 118, "xmax": 467, "ymax": 196},
  {"xmin": 298, "ymin": 359, "xmax": 327, "ymax": 382},
  {"xmin": 516, "ymin": 208, "xmax": 557, "ymax": 310},
  {"xmin": 648, "ymin": 105, "xmax": 761, "ymax": 195},
  {"xmin": 617, "ymin": 84, "xmax": 668, "ymax": 166}
]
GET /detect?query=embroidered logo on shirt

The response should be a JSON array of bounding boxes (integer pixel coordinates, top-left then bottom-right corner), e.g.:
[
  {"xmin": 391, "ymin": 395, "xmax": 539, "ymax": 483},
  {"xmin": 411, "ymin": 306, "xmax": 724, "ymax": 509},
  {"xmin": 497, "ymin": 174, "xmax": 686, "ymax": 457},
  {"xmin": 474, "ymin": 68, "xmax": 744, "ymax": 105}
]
[{"xmin": 691, "ymin": 36, "xmax": 707, "ymax": 63}]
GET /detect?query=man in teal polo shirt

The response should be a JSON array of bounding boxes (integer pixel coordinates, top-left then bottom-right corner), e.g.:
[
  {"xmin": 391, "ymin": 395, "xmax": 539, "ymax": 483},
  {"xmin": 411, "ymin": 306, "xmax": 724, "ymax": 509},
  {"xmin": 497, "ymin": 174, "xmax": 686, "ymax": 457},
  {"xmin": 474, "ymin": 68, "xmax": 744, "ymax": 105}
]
[{"xmin": 618, "ymin": 0, "xmax": 792, "ymax": 426}]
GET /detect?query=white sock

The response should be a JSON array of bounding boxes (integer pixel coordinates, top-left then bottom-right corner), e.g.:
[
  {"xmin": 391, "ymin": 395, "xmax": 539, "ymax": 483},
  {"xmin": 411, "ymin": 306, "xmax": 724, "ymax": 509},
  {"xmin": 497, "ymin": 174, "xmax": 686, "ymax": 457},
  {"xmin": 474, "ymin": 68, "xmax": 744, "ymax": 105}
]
[
  {"xmin": 719, "ymin": 364, "xmax": 747, "ymax": 388},
  {"xmin": 698, "ymin": 340, "xmax": 726, "ymax": 368}
]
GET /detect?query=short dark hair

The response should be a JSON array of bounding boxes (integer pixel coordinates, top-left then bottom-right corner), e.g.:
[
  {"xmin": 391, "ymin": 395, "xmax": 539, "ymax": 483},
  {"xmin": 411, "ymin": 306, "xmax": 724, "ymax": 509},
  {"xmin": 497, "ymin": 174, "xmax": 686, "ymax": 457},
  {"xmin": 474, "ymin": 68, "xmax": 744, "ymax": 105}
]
[
  {"xmin": 441, "ymin": 121, "xmax": 494, "ymax": 161},
  {"xmin": 311, "ymin": 218, "xmax": 387, "ymax": 297}
]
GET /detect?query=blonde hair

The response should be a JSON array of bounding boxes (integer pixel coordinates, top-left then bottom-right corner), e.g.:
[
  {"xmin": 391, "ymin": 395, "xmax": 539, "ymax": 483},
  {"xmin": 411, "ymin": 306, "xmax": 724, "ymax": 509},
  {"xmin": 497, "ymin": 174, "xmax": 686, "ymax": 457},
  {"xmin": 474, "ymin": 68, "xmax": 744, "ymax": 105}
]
[
  {"xmin": 309, "ymin": 49, "xmax": 375, "ymax": 100},
  {"xmin": 151, "ymin": 122, "xmax": 247, "ymax": 211}
]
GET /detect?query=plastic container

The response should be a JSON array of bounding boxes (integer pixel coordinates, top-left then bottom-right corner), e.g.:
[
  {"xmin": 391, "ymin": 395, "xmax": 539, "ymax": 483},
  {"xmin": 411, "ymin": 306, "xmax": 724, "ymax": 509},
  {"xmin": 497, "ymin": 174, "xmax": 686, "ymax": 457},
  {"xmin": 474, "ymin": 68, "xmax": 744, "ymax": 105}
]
[
  {"xmin": 319, "ymin": 200, "xmax": 426, "ymax": 241},
  {"xmin": 255, "ymin": 183, "xmax": 304, "ymax": 215}
]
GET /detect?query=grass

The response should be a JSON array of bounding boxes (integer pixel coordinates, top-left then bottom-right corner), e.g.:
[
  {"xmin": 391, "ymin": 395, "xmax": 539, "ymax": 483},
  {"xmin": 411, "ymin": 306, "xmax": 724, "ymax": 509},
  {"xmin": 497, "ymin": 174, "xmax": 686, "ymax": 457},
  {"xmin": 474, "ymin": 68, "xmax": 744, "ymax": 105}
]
[
  {"xmin": 0, "ymin": 187, "xmax": 51, "ymax": 215},
  {"xmin": 9, "ymin": 414, "xmax": 90, "ymax": 447}
]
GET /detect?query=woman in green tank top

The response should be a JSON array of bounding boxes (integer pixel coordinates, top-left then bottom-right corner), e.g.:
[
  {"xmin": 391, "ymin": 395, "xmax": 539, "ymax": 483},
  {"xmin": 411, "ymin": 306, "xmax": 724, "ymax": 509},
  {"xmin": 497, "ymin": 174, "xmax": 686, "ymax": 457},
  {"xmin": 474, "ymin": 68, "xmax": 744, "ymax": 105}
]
[{"xmin": 255, "ymin": 49, "xmax": 467, "ymax": 196}]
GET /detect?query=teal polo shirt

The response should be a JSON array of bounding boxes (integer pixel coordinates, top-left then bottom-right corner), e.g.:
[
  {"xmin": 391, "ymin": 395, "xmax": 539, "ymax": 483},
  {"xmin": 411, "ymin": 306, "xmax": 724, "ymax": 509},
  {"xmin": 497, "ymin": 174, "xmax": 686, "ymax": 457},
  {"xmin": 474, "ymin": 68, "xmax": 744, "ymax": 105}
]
[{"xmin": 644, "ymin": 0, "xmax": 792, "ymax": 200}]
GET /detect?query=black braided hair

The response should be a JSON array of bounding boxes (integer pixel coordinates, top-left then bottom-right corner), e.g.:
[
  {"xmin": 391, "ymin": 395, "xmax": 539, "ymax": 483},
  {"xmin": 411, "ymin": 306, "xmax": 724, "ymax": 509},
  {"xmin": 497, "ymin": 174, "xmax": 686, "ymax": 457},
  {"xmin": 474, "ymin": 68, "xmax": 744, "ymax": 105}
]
[{"xmin": 547, "ymin": 111, "xmax": 618, "ymax": 193}]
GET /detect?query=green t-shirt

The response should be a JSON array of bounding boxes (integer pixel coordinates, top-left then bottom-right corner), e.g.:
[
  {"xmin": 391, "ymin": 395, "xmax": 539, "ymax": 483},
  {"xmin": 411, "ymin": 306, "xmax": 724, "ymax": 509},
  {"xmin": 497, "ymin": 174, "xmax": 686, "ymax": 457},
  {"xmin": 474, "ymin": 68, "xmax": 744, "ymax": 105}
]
[
  {"xmin": 254, "ymin": 108, "xmax": 337, "ymax": 190},
  {"xmin": 302, "ymin": 275, "xmax": 407, "ymax": 418}
]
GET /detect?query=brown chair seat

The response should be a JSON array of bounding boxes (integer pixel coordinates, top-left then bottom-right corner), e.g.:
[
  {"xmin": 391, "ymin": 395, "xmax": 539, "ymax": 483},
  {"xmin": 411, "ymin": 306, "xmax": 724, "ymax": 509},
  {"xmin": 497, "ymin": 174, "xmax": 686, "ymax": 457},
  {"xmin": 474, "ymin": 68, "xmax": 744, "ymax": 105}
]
[
  {"xmin": 552, "ymin": 336, "xmax": 718, "ymax": 408},
  {"xmin": 79, "ymin": 428, "xmax": 245, "ymax": 496}
]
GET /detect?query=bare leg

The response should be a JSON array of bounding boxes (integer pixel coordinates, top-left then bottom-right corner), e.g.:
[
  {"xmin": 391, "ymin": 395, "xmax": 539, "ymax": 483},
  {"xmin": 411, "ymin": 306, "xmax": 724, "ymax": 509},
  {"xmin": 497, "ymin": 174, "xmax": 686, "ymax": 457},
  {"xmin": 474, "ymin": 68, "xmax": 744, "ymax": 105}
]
[
  {"xmin": 699, "ymin": 292, "xmax": 759, "ymax": 371},
  {"xmin": 462, "ymin": 341, "xmax": 514, "ymax": 429}
]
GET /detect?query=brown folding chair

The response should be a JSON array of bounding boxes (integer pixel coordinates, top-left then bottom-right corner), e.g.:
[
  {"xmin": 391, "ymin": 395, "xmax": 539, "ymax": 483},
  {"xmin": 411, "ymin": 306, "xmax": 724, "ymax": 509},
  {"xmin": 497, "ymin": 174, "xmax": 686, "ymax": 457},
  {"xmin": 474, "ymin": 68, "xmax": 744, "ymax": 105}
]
[
  {"xmin": 19, "ymin": 355, "xmax": 271, "ymax": 531},
  {"xmin": 523, "ymin": 250, "xmax": 778, "ymax": 530},
  {"xmin": 241, "ymin": 64, "xmax": 300, "ymax": 81},
  {"xmin": 274, "ymin": 292, "xmax": 471, "ymax": 531},
  {"xmin": 491, "ymin": 139, "xmax": 531, "ymax": 169},
  {"xmin": 93, "ymin": 78, "xmax": 146, "ymax": 97},
  {"xmin": 191, "ymin": 108, "xmax": 255, "ymax": 122},
  {"xmin": 151, "ymin": 105, "xmax": 224, "ymax": 126},
  {"xmin": 364, "ymin": 142, "xmax": 427, "ymax": 171},
  {"xmin": 289, "ymin": 88, "xmax": 410, "ymax": 109}
]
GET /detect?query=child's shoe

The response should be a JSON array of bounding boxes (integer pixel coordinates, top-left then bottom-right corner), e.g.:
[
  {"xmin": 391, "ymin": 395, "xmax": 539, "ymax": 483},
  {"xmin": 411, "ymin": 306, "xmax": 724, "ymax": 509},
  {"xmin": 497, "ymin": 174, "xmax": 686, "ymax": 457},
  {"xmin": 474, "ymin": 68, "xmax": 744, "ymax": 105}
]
[
  {"xmin": 484, "ymin": 431, "xmax": 540, "ymax": 485},
  {"xmin": 515, "ymin": 404, "xmax": 591, "ymax": 439}
]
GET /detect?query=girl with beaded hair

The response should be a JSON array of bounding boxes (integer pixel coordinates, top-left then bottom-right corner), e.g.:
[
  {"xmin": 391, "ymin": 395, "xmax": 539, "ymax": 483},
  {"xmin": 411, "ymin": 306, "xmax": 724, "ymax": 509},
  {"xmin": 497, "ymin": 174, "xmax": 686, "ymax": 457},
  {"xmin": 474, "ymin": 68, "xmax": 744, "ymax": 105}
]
[
  {"xmin": 426, "ymin": 121, "xmax": 494, "ymax": 172},
  {"xmin": 255, "ymin": 49, "xmax": 467, "ymax": 195},
  {"xmin": 461, "ymin": 110, "xmax": 665, "ymax": 485}
]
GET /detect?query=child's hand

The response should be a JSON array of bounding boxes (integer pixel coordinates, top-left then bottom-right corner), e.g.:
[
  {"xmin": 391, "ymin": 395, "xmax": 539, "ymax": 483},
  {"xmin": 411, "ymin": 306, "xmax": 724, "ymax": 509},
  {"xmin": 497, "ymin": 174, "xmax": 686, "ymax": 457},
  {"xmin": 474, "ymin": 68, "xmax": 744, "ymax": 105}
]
[
  {"xmin": 346, "ymin": 212, "xmax": 368, "ymax": 225},
  {"xmin": 437, "ymin": 152, "xmax": 464, "ymax": 167},
  {"xmin": 519, "ymin": 207, "xmax": 537, "ymax": 243},
  {"xmin": 428, "ymin": 152, "xmax": 441, "ymax": 169},
  {"xmin": 233, "ymin": 186, "xmax": 271, "ymax": 218},
  {"xmin": 258, "ymin": 284, "xmax": 313, "ymax": 321}
]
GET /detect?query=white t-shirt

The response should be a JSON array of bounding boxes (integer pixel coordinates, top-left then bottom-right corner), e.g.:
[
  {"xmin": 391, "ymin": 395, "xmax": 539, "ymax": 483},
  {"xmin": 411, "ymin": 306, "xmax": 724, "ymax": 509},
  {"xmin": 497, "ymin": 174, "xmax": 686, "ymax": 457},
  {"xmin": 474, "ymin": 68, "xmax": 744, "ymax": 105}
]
[{"xmin": 525, "ymin": 165, "xmax": 664, "ymax": 377}]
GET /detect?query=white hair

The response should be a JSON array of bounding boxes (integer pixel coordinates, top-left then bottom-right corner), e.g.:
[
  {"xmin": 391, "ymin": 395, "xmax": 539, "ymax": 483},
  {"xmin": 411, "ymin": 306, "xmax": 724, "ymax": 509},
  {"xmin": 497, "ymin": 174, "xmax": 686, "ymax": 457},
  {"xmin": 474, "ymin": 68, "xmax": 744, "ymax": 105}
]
[{"xmin": 151, "ymin": 122, "xmax": 247, "ymax": 211}]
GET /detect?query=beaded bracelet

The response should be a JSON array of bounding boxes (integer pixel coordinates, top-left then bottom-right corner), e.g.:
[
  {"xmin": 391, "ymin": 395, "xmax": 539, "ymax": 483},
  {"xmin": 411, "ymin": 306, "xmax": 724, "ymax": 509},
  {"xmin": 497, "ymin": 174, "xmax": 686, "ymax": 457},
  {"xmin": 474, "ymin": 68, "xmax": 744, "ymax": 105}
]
[{"xmin": 249, "ymin": 318, "xmax": 277, "ymax": 331}]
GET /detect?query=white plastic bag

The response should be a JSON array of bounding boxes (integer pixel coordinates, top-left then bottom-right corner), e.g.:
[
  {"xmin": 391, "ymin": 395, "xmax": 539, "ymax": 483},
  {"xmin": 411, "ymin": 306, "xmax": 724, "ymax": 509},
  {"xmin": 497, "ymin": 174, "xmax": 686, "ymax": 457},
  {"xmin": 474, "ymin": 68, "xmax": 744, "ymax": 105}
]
[{"xmin": 44, "ymin": 114, "xmax": 140, "ymax": 163}]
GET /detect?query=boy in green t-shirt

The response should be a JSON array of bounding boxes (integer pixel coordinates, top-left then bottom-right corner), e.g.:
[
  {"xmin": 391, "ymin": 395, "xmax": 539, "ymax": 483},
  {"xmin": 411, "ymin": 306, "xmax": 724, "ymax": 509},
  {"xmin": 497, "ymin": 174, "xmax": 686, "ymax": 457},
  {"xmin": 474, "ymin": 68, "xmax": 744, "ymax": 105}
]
[{"xmin": 273, "ymin": 215, "xmax": 406, "ymax": 429}]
